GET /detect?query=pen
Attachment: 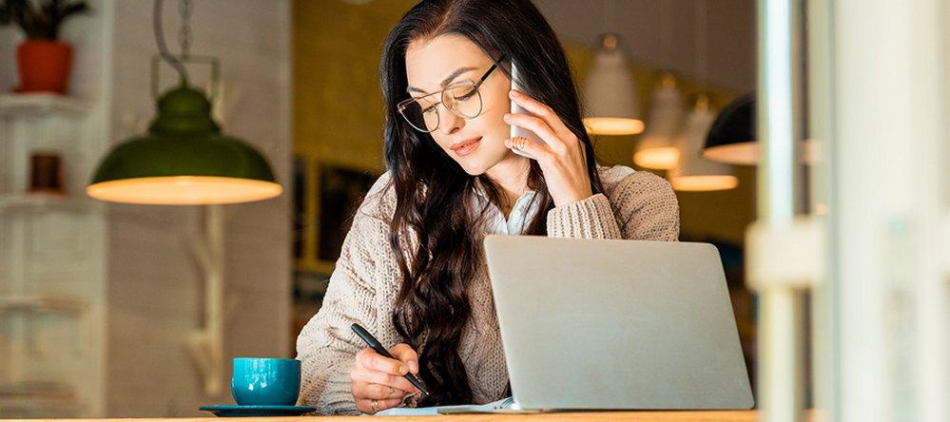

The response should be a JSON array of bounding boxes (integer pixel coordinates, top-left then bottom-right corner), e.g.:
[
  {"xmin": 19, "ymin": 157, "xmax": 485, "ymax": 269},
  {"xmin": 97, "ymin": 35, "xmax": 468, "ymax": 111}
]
[{"xmin": 351, "ymin": 323, "xmax": 430, "ymax": 397}]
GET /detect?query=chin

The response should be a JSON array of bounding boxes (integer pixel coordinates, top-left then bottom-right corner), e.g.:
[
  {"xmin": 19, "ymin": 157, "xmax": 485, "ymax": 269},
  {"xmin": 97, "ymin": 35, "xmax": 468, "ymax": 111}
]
[
  {"xmin": 455, "ymin": 151, "xmax": 506, "ymax": 176},
  {"xmin": 458, "ymin": 161, "xmax": 490, "ymax": 176}
]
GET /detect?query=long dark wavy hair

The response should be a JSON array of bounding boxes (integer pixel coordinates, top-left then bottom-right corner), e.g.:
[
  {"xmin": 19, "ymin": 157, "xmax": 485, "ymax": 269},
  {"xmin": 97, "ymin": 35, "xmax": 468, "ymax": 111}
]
[{"xmin": 379, "ymin": 0, "xmax": 604, "ymax": 406}]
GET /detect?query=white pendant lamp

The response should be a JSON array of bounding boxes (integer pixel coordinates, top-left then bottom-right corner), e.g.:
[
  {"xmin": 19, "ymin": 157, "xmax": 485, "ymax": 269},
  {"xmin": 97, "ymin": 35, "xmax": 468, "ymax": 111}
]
[
  {"xmin": 634, "ymin": 73, "xmax": 685, "ymax": 169},
  {"xmin": 669, "ymin": 95, "xmax": 738, "ymax": 191},
  {"xmin": 582, "ymin": 33, "xmax": 644, "ymax": 135}
]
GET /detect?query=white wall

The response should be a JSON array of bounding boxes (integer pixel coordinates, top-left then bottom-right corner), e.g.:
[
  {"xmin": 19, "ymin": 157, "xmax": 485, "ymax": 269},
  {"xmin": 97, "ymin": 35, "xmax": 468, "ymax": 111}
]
[
  {"xmin": 535, "ymin": 0, "xmax": 756, "ymax": 92},
  {"xmin": 0, "ymin": 27, "xmax": 16, "ymax": 92},
  {"xmin": 0, "ymin": 1, "xmax": 113, "ymax": 417},
  {"xmin": 103, "ymin": 0, "xmax": 292, "ymax": 417},
  {"xmin": 825, "ymin": 0, "xmax": 949, "ymax": 420},
  {"xmin": 0, "ymin": 0, "xmax": 291, "ymax": 417}
]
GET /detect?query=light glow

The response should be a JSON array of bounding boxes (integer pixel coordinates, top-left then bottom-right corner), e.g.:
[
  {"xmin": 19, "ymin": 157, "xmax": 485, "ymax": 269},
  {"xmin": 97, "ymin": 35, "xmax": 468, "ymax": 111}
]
[
  {"xmin": 86, "ymin": 176, "xmax": 283, "ymax": 205},
  {"xmin": 670, "ymin": 175, "xmax": 739, "ymax": 192},
  {"xmin": 634, "ymin": 147, "xmax": 680, "ymax": 170},
  {"xmin": 584, "ymin": 117, "xmax": 645, "ymax": 135},
  {"xmin": 703, "ymin": 142, "xmax": 758, "ymax": 165},
  {"xmin": 702, "ymin": 140, "xmax": 818, "ymax": 165}
]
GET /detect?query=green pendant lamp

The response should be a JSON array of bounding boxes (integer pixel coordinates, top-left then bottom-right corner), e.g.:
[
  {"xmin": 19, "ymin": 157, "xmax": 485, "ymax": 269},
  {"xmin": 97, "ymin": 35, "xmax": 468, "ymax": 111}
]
[{"xmin": 87, "ymin": 0, "xmax": 280, "ymax": 205}]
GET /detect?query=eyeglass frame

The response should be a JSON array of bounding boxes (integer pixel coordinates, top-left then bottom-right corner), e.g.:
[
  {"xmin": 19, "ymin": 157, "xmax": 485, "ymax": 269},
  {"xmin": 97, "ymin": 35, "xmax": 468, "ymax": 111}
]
[{"xmin": 397, "ymin": 53, "xmax": 508, "ymax": 133}]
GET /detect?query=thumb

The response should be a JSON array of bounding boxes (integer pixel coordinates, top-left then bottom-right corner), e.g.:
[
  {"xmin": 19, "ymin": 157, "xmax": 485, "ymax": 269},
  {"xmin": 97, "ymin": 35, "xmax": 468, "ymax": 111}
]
[{"xmin": 389, "ymin": 343, "xmax": 419, "ymax": 375}]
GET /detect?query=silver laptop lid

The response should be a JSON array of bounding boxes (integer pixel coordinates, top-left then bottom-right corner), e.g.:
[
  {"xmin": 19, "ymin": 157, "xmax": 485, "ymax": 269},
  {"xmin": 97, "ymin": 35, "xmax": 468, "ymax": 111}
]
[{"xmin": 484, "ymin": 235, "xmax": 754, "ymax": 410}]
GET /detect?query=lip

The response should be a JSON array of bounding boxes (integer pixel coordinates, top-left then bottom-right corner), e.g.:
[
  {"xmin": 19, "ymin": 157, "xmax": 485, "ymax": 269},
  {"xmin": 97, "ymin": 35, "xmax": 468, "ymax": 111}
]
[{"xmin": 450, "ymin": 136, "xmax": 482, "ymax": 157}]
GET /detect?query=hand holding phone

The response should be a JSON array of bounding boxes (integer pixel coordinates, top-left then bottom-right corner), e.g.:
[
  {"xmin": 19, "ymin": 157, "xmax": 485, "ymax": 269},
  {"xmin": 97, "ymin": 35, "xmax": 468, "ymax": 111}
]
[
  {"xmin": 509, "ymin": 62, "xmax": 546, "ymax": 159},
  {"xmin": 503, "ymin": 61, "xmax": 596, "ymax": 207}
]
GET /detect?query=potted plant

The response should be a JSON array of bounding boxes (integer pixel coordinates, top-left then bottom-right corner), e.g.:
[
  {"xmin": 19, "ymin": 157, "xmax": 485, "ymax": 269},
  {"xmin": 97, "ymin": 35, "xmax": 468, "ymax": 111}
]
[{"xmin": 0, "ymin": 0, "xmax": 89, "ymax": 94}]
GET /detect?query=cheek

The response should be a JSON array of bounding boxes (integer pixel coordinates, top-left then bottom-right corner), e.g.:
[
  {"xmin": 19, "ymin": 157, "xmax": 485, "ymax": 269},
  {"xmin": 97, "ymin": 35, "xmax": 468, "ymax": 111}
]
[
  {"xmin": 431, "ymin": 136, "xmax": 451, "ymax": 152},
  {"xmin": 473, "ymin": 93, "xmax": 512, "ymax": 139},
  {"xmin": 481, "ymin": 80, "xmax": 513, "ymax": 121}
]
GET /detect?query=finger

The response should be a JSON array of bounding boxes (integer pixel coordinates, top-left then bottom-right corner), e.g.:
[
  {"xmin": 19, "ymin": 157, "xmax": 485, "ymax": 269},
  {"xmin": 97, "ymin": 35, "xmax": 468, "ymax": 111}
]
[
  {"xmin": 352, "ymin": 380, "xmax": 410, "ymax": 401},
  {"xmin": 356, "ymin": 398, "xmax": 403, "ymax": 414},
  {"xmin": 389, "ymin": 344, "xmax": 420, "ymax": 375},
  {"xmin": 363, "ymin": 382, "xmax": 411, "ymax": 400},
  {"xmin": 505, "ymin": 137, "xmax": 554, "ymax": 165},
  {"xmin": 504, "ymin": 112, "xmax": 565, "ymax": 154},
  {"xmin": 377, "ymin": 398, "xmax": 404, "ymax": 413},
  {"xmin": 350, "ymin": 368, "xmax": 419, "ymax": 393},
  {"xmin": 509, "ymin": 89, "xmax": 575, "ymax": 141},
  {"xmin": 352, "ymin": 381, "xmax": 395, "ymax": 400},
  {"xmin": 358, "ymin": 348, "xmax": 410, "ymax": 375}
]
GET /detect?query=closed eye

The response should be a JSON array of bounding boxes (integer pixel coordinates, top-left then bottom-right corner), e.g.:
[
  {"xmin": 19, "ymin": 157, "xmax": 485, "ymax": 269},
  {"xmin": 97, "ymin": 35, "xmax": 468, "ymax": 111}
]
[{"xmin": 456, "ymin": 90, "xmax": 476, "ymax": 100}]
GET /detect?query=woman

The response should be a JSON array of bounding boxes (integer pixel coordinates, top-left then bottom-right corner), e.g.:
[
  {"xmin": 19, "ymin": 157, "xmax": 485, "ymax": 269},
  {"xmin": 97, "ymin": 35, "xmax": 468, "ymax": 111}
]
[{"xmin": 296, "ymin": 0, "xmax": 679, "ymax": 415}]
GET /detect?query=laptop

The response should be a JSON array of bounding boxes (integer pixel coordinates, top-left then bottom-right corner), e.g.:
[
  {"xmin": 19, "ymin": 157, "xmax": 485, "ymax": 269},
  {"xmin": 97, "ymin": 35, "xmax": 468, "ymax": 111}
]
[{"xmin": 482, "ymin": 235, "xmax": 754, "ymax": 411}]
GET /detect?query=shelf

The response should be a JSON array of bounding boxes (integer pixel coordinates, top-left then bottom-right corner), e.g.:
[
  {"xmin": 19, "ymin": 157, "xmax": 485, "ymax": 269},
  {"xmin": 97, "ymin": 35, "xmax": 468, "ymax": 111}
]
[
  {"xmin": 0, "ymin": 295, "xmax": 88, "ymax": 316},
  {"xmin": 0, "ymin": 93, "xmax": 90, "ymax": 117},
  {"xmin": 0, "ymin": 381, "xmax": 82, "ymax": 418},
  {"xmin": 0, "ymin": 381, "xmax": 75, "ymax": 400},
  {"xmin": 0, "ymin": 192, "xmax": 104, "ymax": 215},
  {"xmin": 0, "ymin": 395, "xmax": 82, "ymax": 418}
]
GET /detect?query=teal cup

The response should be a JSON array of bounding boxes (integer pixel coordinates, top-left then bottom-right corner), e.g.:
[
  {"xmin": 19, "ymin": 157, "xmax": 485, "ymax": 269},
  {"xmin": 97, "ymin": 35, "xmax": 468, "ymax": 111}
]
[{"xmin": 231, "ymin": 357, "xmax": 301, "ymax": 406}]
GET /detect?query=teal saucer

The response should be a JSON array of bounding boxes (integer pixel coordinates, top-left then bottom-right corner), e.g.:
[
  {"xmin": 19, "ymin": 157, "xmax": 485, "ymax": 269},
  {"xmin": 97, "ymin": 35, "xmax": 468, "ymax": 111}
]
[{"xmin": 199, "ymin": 404, "xmax": 316, "ymax": 417}]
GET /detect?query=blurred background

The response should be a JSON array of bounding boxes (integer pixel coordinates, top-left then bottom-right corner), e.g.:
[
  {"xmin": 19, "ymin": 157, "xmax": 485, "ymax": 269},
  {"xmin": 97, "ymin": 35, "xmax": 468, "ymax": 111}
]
[{"xmin": 0, "ymin": 0, "xmax": 947, "ymax": 420}]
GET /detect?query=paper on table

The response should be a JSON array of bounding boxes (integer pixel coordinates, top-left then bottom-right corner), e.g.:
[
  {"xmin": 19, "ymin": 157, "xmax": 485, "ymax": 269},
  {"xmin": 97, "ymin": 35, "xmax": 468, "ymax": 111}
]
[{"xmin": 375, "ymin": 396, "xmax": 518, "ymax": 416}]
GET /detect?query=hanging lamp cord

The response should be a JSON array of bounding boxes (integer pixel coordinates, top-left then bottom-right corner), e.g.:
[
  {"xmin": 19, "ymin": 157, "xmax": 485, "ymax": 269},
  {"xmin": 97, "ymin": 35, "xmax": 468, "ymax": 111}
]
[{"xmin": 154, "ymin": 0, "xmax": 189, "ymax": 83}]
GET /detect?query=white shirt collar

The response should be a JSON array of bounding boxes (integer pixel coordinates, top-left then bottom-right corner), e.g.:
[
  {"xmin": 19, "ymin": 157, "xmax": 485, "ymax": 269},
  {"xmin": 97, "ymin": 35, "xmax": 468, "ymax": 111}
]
[{"xmin": 471, "ymin": 185, "xmax": 541, "ymax": 236}]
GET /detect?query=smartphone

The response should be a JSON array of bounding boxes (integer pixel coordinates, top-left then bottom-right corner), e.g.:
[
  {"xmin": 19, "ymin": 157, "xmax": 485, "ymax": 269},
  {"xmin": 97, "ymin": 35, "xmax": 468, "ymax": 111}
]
[{"xmin": 509, "ymin": 62, "xmax": 546, "ymax": 159}]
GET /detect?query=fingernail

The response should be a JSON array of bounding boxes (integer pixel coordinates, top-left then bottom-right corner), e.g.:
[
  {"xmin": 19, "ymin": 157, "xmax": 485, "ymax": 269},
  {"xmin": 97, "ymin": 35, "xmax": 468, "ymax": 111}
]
[
  {"xmin": 409, "ymin": 361, "xmax": 418, "ymax": 373},
  {"xmin": 510, "ymin": 90, "xmax": 519, "ymax": 97},
  {"xmin": 503, "ymin": 113, "xmax": 511, "ymax": 121},
  {"xmin": 504, "ymin": 139, "xmax": 512, "ymax": 148},
  {"xmin": 399, "ymin": 365, "xmax": 409, "ymax": 374}
]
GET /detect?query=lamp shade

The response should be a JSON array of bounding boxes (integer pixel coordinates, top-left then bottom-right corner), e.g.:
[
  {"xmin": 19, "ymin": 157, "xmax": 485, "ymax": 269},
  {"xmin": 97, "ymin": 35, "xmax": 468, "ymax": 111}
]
[
  {"xmin": 87, "ymin": 82, "xmax": 282, "ymax": 205},
  {"xmin": 582, "ymin": 34, "xmax": 644, "ymax": 135},
  {"xmin": 702, "ymin": 93, "xmax": 819, "ymax": 165},
  {"xmin": 634, "ymin": 73, "xmax": 684, "ymax": 169},
  {"xmin": 702, "ymin": 92, "xmax": 757, "ymax": 165},
  {"xmin": 669, "ymin": 96, "xmax": 738, "ymax": 191}
]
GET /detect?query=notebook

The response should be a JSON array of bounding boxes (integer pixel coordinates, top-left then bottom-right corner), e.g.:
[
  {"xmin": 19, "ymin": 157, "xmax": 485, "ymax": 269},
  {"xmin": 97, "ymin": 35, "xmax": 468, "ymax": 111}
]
[{"xmin": 376, "ymin": 396, "xmax": 529, "ymax": 416}]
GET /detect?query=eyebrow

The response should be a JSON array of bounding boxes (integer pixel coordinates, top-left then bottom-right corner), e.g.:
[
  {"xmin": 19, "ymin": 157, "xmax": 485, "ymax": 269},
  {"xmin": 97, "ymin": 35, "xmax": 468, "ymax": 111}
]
[{"xmin": 406, "ymin": 66, "xmax": 478, "ymax": 94}]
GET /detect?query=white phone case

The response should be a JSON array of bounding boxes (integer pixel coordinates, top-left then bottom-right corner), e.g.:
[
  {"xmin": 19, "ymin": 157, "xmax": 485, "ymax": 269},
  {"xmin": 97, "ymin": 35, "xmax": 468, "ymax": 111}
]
[{"xmin": 509, "ymin": 62, "xmax": 546, "ymax": 159}]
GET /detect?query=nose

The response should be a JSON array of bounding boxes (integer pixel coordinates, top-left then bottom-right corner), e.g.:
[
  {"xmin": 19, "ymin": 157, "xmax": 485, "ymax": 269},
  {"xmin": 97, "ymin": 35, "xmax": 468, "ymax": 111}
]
[{"xmin": 437, "ymin": 103, "xmax": 463, "ymax": 137}]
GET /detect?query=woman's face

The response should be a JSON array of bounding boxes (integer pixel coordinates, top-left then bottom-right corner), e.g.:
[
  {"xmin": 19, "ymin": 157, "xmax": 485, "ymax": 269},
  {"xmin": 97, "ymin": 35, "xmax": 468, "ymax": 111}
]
[{"xmin": 405, "ymin": 34, "xmax": 513, "ymax": 176}]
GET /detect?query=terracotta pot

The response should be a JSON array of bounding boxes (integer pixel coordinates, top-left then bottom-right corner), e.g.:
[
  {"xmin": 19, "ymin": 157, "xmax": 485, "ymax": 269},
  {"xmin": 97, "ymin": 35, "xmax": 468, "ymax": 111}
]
[{"xmin": 16, "ymin": 40, "xmax": 73, "ymax": 94}]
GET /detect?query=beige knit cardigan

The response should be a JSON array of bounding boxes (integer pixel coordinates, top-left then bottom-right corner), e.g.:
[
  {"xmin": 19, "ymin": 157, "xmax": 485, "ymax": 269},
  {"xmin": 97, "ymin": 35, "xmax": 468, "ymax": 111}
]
[{"xmin": 295, "ymin": 165, "xmax": 680, "ymax": 415}]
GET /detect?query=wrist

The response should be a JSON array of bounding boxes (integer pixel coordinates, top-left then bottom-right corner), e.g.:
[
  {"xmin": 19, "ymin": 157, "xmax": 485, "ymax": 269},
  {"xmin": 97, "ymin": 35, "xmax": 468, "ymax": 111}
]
[{"xmin": 553, "ymin": 190, "xmax": 594, "ymax": 207}]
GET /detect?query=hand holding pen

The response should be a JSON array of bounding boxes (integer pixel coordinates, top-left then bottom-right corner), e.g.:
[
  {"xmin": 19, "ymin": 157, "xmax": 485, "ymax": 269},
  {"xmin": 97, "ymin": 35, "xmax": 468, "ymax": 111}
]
[{"xmin": 349, "ymin": 323, "xmax": 428, "ymax": 414}]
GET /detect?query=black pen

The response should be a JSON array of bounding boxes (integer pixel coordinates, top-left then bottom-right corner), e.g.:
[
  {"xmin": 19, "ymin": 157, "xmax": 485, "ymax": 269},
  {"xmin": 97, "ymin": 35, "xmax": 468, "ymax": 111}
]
[{"xmin": 351, "ymin": 323, "xmax": 429, "ymax": 397}]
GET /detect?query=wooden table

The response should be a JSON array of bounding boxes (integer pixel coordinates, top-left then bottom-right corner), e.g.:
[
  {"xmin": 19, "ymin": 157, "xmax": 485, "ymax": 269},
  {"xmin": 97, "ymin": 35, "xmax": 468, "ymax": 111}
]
[{"xmin": 19, "ymin": 412, "xmax": 758, "ymax": 422}]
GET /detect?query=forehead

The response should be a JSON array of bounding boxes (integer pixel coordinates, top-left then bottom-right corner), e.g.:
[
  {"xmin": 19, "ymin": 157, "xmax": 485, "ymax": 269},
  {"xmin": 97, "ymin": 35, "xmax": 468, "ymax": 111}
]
[{"xmin": 405, "ymin": 34, "xmax": 491, "ymax": 93}]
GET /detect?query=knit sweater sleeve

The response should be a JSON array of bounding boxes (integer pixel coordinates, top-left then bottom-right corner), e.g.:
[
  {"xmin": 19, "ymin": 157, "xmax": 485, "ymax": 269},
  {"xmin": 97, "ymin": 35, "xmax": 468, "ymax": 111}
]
[
  {"xmin": 295, "ymin": 175, "xmax": 396, "ymax": 415},
  {"xmin": 546, "ymin": 170, "xmax": 680, "ymax": 241}
]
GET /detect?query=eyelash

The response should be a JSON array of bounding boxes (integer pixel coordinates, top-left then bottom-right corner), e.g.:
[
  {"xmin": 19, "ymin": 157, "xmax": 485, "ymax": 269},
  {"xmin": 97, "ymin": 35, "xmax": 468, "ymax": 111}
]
[{"xmin": 416, "ymin": 89, "xmax": 476, "ymax": 114}]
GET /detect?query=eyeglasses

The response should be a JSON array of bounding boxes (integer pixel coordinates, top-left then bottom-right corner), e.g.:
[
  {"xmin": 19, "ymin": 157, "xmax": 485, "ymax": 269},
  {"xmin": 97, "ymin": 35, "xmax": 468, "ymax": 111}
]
[{"xmin": 398, "ymin": 54, "xmax": 507, "ymax": 133}]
